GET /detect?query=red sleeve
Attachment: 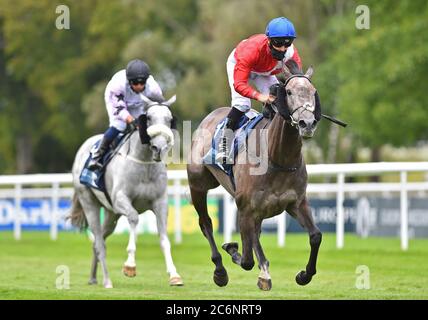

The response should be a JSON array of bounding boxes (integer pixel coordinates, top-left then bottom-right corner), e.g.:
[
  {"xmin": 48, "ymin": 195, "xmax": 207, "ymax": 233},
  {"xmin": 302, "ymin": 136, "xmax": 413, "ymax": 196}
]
[
  {"xmin": 233, "ymin": 62, "xmax": 260, "ymax": 100},
  {"xmin": 291, "ymin": 46, "xmax": 302, "ymax": 70}
]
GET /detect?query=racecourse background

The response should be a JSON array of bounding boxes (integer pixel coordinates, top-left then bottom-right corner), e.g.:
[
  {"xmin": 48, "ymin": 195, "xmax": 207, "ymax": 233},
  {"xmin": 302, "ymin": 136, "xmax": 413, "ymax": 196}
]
[{"xmin": 1, "ymin": 162, "xmax": 428, "ymax": 251}]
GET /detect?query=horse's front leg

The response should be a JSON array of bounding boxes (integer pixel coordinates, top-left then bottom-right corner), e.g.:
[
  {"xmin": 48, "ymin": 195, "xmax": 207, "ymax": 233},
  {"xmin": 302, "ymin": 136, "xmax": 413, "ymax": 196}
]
[
  {"xmin": 222, "ymin": 210, "xmax": 256, "ymax": 271},
  {"xmin": 253, "ymin": 220, "xmax": 272, "ymax": 291},
  {"xmin": 153, "ymin": 195, "xmax": 183, "ymax": 286},
  {"xmin": 238, "ymin": 212, "xmax": 256, "ymax": 271},
  {"xmin": 288, "ymin": 197, "xmax": 322, "ymax": 285},
  {"xmin": 114, "ymin": 191, "xmax": 139, "ymax": 277}
]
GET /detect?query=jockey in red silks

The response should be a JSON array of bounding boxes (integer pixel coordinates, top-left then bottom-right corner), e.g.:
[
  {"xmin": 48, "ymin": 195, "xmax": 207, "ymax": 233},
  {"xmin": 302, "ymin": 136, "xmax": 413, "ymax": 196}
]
[
  {"xmin": 216, "ymin": 17, "xmax": 303, "ymax": 163},
  {"xmin": 88, "ymin": 59, "xmax": 164, "ymax": 170}
]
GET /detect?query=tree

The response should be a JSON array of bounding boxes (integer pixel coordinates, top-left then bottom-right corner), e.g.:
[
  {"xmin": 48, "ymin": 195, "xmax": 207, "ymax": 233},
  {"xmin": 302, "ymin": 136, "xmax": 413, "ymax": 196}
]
[
  {"xmin": 0, "ymin": 0, "xmax": 140, "ymax": 172},
  {"xmin": 317, "ymin": 0, "xmax": 428, "ymax": 162}
]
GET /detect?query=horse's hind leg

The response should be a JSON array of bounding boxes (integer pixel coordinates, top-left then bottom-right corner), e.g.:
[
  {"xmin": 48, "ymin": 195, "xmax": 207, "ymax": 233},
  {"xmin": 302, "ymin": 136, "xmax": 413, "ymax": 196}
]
[
  {"xmin": 88, "ymin": 245, "xmax": 98, "ymax": 285},
  {"xmin": 288, "ymin": 197, "xmax": 322, "ymax": 286},
  {"xmin": 79, "ymin": 191, "xmax": 113, "ymax": 288},
  {"xmin": 153, "ymin": 196, "xmax": 183, "ymax": 286},
  {"xmin": 88, "ymin": 209, "xmax": 119, "ymax": 285},
  {"xmin": 190, "ymin": 187, "xmax": 228, "ymax": 287}
]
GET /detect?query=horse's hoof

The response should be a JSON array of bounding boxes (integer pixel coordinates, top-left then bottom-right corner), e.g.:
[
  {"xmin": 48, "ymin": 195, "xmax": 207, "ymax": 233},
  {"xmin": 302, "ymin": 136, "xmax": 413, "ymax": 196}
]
[
  {"xmin": 122, "ymin": 265, "xmax": 137, "ymax": 277},
  {"xmin": 257, "ymin": 277, "xmax": 272, "ymax": 291},
  {"xmin": 104, "ymin": 280, "xmax": 113, "ymax": 289},
  {"xmin": 241, "ymin": 259, "xmax": 255, "ymax": 271},
  {"xmin": 213, "ymin": 267, "xmax": 229, "ymax": 287},
  {"xmin": 88, "ymin": 278, "xmax": 98, "ymax": 285},
  {"xmin": 169, "ymin": 276, "xmax": 184, "ymax": 286},
  {"xmin": 295, "ymin": 270, "xmax": 312, "ymax": 286},
  {"xmin": 222, "ymin": 242, "xmax": 239, "ymax": 254}
]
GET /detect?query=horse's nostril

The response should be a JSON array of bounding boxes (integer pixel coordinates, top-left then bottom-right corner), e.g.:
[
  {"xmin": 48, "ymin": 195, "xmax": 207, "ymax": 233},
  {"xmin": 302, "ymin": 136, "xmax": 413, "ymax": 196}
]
[
  {"xmin": 151, "ymin": 145, "xmax": 159, "ymax": 153},
  {"xmin": 298, "ymin": 120, "xmax": 307, "ymax": 128},
  {"xmin": 312, "ymin": 120, "xmax": 317, "ymax": 128}
]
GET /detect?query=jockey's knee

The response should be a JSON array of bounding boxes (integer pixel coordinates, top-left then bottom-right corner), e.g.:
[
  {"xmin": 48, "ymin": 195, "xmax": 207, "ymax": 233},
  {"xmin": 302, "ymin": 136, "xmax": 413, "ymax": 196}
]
[
  {"xmin": 232, "ymin": 104, "xmax": 250, "ymax": 113},
  {"xmin": 110, "ymin": 118, "xmax": 127, "ymax": 132}
]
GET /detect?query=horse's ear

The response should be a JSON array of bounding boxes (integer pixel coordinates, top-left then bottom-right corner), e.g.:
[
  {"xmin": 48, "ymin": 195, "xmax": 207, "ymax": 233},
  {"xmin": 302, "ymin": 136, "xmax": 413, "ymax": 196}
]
[
  {"xmin": 164, "ymin": 95, "xmax": 176, "ymax": 106},
  {"xmin": 140, "ymin": 94, "xmax": 155, "ymax": 105},
  {"xmin": 305, "ymin": 65, "xmax": 314, "ymax": 80},
  {"xmin": 282, "ymin": 65, "xmax": 293, "ymax": 79}
]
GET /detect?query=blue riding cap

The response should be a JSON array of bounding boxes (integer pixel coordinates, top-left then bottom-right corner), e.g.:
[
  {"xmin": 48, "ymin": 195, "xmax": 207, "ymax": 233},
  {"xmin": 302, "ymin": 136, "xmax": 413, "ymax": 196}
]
[{"xmin": 265, "ymin": 17, "xmax": 296, "ymax": 38}]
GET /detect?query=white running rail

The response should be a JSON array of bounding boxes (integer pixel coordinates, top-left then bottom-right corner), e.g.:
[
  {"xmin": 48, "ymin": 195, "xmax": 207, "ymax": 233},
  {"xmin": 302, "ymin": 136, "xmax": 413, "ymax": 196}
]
[{"xmin": 1, "ymin": 162, "xmax": 428, "ymax": 250}]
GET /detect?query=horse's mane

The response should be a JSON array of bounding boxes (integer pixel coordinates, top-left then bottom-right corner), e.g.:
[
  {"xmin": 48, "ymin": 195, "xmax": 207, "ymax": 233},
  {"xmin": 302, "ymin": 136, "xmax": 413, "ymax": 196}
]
[{"xmin": 284, "ymin": 59, "xmax": 304, "ymax": 75}]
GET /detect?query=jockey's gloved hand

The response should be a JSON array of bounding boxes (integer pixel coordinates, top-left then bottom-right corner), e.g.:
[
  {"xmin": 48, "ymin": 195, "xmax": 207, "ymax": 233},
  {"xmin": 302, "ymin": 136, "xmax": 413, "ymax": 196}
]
[
  {"xmin": 127, "ymin": 119, "xmax": 138, "ymax": 131},
  {"xmin": 269, "ymin": 83, "xmax": 281, "ymax": 99}
]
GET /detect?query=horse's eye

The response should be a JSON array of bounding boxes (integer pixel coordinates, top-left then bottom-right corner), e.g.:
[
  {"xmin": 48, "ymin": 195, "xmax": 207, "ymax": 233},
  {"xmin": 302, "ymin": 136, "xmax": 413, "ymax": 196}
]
[{"xmin": 286, "ymin": 89, "xmax": 292, "ymax": 96}]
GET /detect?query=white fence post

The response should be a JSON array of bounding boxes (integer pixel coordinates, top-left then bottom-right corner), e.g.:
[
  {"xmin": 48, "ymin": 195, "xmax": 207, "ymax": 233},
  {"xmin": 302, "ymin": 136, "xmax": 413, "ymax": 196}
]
[
  {"xmin": 277, "ymin": 211, "xmax": 286, "ymax": 247},
  {"xmin": 400, "ymin": 171, "xmax": 409, "ymax": 251},
  {"xmin": 1, "ymin": 163, "xmax": 428, "ymax": 247},
  {"xmin": 174, "ymin": 178, "xmax": 182, "ymax": 244},
  {"xmin": 50, "ymin": 182, "xmax": 59, "ymax": 241},
  {"xmin": 336, "ymin": 173, "xmax": 345, "ymax": 249},
  {"xmin": 14, "ymin": 184, "xmax": 22, "ymax": 240},
  {"xmin": 223, "ymin": 193, "xmax": 234, "ymax": 243}
]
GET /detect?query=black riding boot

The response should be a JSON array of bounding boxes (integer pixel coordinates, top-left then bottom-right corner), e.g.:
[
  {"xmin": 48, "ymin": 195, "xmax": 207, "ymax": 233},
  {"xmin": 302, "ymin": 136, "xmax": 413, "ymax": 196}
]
[
  {"xmin": 88, "ymin": 136, "xmax": 112, "ymax": 171},
  {"xmin": 215, "ymin": 107, "xmax": 245, "ymax": 164}
]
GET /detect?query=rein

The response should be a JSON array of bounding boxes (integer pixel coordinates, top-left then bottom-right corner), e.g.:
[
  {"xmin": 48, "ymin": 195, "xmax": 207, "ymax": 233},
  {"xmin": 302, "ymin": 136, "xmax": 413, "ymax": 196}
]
[{"xmin": 268, "ymin": 159, "xmax": 300, "ymax": 173}]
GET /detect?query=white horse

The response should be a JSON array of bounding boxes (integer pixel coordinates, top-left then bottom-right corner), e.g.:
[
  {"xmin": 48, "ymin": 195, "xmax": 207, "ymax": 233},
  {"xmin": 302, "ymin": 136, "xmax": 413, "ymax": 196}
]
[{"xmin": 69, "ymin": 95, "xmax": 183, "ymax": 288}]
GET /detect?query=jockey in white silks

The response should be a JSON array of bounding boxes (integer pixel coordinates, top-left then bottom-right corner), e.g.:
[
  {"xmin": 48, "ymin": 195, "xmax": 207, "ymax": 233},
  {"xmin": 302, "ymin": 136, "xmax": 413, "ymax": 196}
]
[{"xmin": 88, "ymin": 59, "xmax": 164, "ymax": 170}]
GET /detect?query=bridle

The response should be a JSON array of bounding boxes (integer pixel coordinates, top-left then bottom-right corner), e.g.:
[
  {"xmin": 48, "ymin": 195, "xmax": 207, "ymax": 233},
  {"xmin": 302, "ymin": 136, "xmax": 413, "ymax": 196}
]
[
  {"xmin": 283, "ymin": 74, "xmax": 315, "ymax": 128},
  {"xmin": 265, "ymin": 74, "xmax": 314, "ymax": 173}
]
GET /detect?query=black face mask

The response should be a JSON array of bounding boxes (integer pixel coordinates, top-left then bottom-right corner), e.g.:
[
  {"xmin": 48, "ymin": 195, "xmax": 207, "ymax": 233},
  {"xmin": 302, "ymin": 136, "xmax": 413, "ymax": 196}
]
[{"xmin": 269, "ymin": 43, "xmax": 286, "ymax": 61}]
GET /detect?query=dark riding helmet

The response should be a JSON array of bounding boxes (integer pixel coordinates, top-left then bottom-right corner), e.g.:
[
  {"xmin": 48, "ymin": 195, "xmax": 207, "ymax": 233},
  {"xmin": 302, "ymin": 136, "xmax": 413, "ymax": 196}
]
[{"xmin": 126, "ymin": 59, "xmax": 151, "ymax": 83}]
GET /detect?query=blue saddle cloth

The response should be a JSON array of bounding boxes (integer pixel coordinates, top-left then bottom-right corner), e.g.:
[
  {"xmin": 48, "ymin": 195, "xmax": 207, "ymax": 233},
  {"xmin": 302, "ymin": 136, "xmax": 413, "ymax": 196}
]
[
  {"xmin": 202, "ymin": 111, "xmax": 264, "ymax": 188},
  {"xmin": 79, "ymin": 133, "xmax": 128, "ymax": 192}
]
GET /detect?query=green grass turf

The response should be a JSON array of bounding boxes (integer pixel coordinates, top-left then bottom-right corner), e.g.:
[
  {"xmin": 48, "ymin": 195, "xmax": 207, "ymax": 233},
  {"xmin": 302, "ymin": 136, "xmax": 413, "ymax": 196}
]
[{"xmin": 0, "ymin": 231, "xmax": 427, "ymax": 300}]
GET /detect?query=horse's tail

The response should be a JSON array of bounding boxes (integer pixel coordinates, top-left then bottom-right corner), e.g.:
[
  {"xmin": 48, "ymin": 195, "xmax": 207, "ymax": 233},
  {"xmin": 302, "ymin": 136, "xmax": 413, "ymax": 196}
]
[{"xmin": 68, "ymin": 193, "xmax": 88, "ymax": 230}]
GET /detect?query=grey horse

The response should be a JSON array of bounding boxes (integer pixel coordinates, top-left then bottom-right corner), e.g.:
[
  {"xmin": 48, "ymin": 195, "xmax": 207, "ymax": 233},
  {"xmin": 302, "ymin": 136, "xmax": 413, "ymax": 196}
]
[
  {"xmin": 69, "ymin": 95, "xmax": 183, "ymax": 288},
  {"xmin": 187, "ymin": 64, "xmax": 322, "ymax": 291}
]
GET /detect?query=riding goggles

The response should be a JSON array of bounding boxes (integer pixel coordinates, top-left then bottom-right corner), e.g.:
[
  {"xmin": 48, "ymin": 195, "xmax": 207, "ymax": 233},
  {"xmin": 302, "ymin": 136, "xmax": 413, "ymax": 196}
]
[
  {"xmin": 269, "ymin": 37, "xmax": 294, "ymax": 48},
  {"xmin": 129, "ymin": 77, "xmax": 148, "ymax": 86}
]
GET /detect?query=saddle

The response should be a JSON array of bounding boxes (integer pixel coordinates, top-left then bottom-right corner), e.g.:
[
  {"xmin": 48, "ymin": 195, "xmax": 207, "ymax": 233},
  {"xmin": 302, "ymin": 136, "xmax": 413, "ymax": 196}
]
[
  {"xmin": 79, "ymin": 133, "xmax": 128, "ymax": 192},
  {"xmin": 202, "ymin": 110, "xmax": 265, "ymax": 189}
]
